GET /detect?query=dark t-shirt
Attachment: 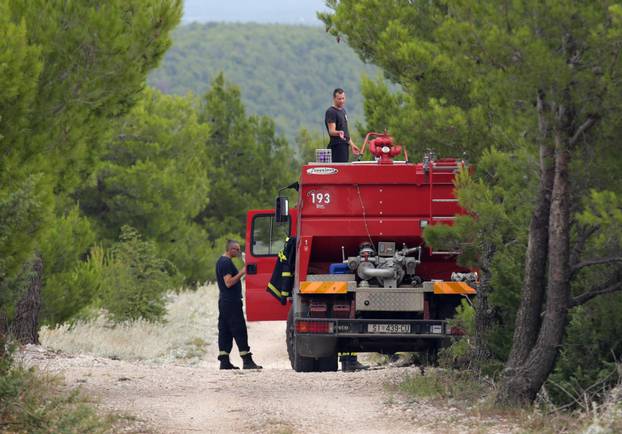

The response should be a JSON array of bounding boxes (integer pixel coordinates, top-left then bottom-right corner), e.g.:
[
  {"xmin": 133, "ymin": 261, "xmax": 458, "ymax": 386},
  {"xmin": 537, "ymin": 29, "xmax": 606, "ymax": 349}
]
[
  {"xmin": 324, "ymin": 106, "xmax": 350, "ymax": 152},
  {"xmin": 216, "ymin": 256, "xmax": 242, "ymax": 302}
]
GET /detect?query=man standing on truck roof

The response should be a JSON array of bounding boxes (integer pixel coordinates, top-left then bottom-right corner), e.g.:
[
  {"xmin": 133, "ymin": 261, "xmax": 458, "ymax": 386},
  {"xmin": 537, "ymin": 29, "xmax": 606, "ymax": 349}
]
[
  {"xmin": 216, "ymin": 240, "xmax": 262, "ymax": 370},
  {"xmin": 324, "ymin": 88, "xmax": 361, "ymax": 163}
]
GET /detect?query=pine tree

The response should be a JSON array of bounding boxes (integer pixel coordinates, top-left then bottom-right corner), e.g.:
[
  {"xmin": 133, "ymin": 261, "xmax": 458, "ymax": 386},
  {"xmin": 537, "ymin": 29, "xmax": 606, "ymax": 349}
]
[
  {"xmin": 197, "ymin": 74, "xmax": 296, "ymax": 239},
  {"xmin": 0, "ymin": 0, "xmax": 183, "ymax": 338},
  {"xmin": 76, "ymin": 88, "xmax": 212, "ymax": 284}
]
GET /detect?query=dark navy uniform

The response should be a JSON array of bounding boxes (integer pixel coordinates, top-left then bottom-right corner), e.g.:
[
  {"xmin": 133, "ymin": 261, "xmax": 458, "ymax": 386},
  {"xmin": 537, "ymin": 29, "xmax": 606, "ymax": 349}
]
[
  {"xmin": 216, "ymin": 256, "xmax": 250, "ymax": 358},
  {"xmin": 324, "ymin": 106, "xmax": 350, "ymax": 162}
]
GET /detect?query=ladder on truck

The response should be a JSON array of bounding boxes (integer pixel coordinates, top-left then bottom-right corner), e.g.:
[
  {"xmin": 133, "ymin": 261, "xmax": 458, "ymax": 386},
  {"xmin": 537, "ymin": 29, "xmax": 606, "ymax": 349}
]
[{"xmin": 426, "ymin": 158, "xmax": 464, "ymax": 256}]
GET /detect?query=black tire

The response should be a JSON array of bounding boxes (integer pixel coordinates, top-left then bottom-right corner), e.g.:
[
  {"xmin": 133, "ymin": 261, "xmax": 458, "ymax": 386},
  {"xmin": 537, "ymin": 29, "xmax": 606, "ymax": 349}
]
[
  {"xmin": 286, "ymin": 307, "xmax": 315, "ymax": 372},
  {"xmin": 316, "ymin": 354, "xmax": 338, "ymax": 372}
]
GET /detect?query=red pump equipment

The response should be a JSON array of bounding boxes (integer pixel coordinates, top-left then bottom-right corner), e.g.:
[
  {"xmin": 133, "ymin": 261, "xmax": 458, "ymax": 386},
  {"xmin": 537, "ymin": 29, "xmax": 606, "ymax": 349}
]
[{"xmin": 359, "ymin": 131, "xmax": 408, "ymax": 164}]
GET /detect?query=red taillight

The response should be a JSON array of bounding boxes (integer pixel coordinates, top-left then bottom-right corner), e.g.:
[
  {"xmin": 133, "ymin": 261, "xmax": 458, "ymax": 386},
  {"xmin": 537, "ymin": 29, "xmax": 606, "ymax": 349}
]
[
  {"xmin": 296, "ymin": 320, "xmax": 331, "ymax": 334},
  {"xmin": 449, "ymin": 326, "xmax": 465, "ymax": 336}
]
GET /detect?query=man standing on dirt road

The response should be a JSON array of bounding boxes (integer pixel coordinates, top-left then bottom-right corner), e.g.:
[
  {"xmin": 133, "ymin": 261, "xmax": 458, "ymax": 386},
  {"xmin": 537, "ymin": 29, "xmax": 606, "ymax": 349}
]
[
  {"xmin": 324, "ymin": 88, "xmax": 361, "ymax": 163},
  {"xmin": 216, "ymin": 240, "xmax": 262, "ymax": 370}
]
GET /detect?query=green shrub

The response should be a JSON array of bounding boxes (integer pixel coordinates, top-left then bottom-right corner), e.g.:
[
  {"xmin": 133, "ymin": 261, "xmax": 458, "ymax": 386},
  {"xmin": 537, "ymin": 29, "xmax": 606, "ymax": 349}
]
[
  {"xmin": 98, "ymin": 226, "xmax": 182, "ymax": 322},
  {"xmin": 159, "ymin": 222, "xmax": 215, "ymax": 285},
  {"xmin": 548, "ymin": 293, "xmax": 622, "ymax": 408},
  {"xmin": 439, "ymin": 298, "xmax": 476, "ymax": 369},
  {"xmin": 40, "ymin": 207, "xmax": 98, "ymax": 325},
  {"xmin": 0, "ymin": 340, "xmax": 112, "ymax": 433},
  {"xmin": 40, "ymin": 224, "xmax": 184, "ymax": 326}
]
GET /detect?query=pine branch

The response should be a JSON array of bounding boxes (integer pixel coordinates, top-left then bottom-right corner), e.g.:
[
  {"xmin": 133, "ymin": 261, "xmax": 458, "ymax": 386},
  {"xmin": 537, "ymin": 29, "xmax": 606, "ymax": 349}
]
[
  {"xmin": 569, "ymin": 225, "xmax": 600, "ymax": 272},
  {"xmin": 569, "ymin": 115, "xmax": 598, "ymax": 147},
  {"xmin": 572, "ymin": 256, "xmax": 622, "ymax": 276},
  {"xmin": 570, "ymin": 277, "xmax": 622, "ymax": 308}
]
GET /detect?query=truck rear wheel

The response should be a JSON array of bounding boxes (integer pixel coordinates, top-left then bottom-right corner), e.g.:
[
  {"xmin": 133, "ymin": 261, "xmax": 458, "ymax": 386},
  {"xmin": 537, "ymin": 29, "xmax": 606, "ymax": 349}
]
[
  {"xmin": 286, "ymin": 307, "xmax": 339, "ymax": 372},
  {"xmin": 316, "ymin": 355, "xmax": 338, "ymax": 372},
  {"xmin": 287, "ymin": 307, "xmax": 314, "ymax": 372}
]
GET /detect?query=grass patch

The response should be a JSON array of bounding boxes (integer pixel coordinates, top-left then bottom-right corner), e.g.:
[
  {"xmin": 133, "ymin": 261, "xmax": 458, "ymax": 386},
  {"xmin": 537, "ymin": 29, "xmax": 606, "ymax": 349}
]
[
  {"xmin": 0, "ymin": 358, "xmax": 114, "ymax": 433},
  {"xmin": 40, "ymin": 285, "xmax": 219, "ymax": 362},
  {"xmin": 395, "ymin": 368, "xmax": 614, "ymax": 433},
  {"xmin": 398, "ymin": 369, "xmax": 489, "ymax": 402}
]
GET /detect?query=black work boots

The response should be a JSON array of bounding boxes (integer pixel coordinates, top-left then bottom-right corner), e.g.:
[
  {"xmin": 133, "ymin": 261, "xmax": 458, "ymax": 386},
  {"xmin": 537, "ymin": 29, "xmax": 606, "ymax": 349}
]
[
  {"xmin": 340, "ymin": 355, "xmax": 369, "ymax": 372},
  {"xmin": 218, "ymin": 353, "xmax": 262, "ymax": 370},
  {"xmin": 218, "ymin": 354, "xmax": 239, "ymax": 370},
  {"xmin": 241, "ymin": 352, "xmax": 263, "ymax": 370}
]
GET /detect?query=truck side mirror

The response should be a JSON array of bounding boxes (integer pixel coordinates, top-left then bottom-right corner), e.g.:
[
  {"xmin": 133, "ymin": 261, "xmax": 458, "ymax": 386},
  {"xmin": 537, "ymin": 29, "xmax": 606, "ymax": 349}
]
[{"xmin": 275, "ymin": 196, "xmax": 289, "ymax": 222}]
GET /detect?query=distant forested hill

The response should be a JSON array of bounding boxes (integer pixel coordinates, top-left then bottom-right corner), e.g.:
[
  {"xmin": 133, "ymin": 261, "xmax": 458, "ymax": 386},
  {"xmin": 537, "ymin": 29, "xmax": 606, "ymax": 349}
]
[{"xmin": 149, "ymin": 23, "xmax": 376, "ymax": 139}]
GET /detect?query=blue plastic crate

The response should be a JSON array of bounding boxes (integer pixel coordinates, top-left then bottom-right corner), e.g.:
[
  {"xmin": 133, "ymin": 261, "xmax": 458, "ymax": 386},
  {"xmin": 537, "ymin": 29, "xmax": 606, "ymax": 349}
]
[{"xmin": 329, "ymin": 263, "xmax": 349, "ymax": 274}]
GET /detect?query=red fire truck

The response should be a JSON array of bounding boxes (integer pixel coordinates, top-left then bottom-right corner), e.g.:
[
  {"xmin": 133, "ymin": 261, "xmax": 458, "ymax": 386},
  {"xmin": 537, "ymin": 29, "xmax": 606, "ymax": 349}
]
[{"xmin": 244, "ymin": 133, "xmax": 476, "ymax": 372}]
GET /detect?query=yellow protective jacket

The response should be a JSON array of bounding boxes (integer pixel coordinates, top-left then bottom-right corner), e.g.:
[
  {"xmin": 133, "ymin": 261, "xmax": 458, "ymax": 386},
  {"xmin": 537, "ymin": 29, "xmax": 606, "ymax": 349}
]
[{"xmin": 266, "ymin": 236, "xmax": 297, "ymax": 305}]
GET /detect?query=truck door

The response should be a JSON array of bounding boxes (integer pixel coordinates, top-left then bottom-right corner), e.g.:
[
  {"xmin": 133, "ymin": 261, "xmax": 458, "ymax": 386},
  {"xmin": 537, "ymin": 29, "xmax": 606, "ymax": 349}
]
[{"xmin": 244, "ymin": 209, "xmax": 296, "ymax": 321}]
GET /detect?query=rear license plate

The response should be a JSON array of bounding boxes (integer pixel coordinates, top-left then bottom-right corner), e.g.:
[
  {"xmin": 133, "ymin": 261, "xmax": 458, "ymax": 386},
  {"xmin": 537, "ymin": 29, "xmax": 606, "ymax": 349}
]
[{"xmin": 367, "ymin": 323, "xmax": 411, "ymax": 334}]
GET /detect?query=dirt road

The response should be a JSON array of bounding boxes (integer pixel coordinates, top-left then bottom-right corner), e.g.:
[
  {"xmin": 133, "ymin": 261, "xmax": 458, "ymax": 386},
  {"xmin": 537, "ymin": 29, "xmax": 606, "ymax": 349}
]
[{"xmin": 23, "ymin": 321, "xmax": 516, "ymax": 434}]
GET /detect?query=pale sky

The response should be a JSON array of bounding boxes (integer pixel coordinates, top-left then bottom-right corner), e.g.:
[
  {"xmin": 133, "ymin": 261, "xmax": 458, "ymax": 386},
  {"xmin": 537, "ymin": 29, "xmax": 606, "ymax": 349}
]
[{"xmin": 183, "ymin": 0, "xmax": 330, "ymax": 24}]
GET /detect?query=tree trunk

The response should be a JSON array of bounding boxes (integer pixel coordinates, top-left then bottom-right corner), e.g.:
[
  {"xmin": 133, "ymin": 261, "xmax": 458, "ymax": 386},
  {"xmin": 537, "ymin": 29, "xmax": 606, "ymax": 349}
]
[
  {"xmin": 0, "ymin": 310, "xmax": 7, "ymax": 361},
  {"xmin": 505, "ymin": 93, "xmax": 555, "ymax": 370},
  {"xmin": 472, "ymin": 241, "xmax": 495, "ymax": 367},
  {"xmin": 9, "ymin": 254, "xmax": 43, "ymax": 345},
  {"xmin": 497, "ymin": 143, "xmax": 572, "ymax": 405}
]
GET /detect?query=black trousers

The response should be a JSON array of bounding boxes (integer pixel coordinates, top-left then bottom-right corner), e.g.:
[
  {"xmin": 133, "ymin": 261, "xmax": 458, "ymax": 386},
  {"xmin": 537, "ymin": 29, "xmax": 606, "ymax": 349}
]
[
  {"xmin": 328, "ymin": 143, "xmax": 349, "ymax": 163},
  {"xmin": 218, "ymin": 299, "xmax": 250, "ymax": 354}
]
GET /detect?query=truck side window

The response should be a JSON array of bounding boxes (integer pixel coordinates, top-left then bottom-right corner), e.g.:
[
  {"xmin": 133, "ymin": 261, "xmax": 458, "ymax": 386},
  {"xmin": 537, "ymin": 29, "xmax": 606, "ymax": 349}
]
[{"xmin": 251, "ymin": 214, "xmax": 290, "ymax": 256}]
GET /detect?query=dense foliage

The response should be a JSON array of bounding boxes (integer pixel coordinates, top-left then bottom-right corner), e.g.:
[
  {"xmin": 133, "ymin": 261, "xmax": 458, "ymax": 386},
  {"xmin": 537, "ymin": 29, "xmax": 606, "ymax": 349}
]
[
  {"xmin": 196, "ymin": 73, "xmax": 298, "ymax": 239},
  {"xmin": 75, "ymin": 88, "xmax": 212, "ymax": 284},
  {"xmin": 322, "ymin": 0, "xmax": 622, "ymax": 406},
  {"xmin": 0, "ymin": 0, "xmax": 184, "ymax": 331},
  {"xmin": 149, "ymin": 22, "xmax": 376, "ymax": 140},
  {"xmin": 0, "ymin": 1, "xmax": 299, "ymax": 339}
]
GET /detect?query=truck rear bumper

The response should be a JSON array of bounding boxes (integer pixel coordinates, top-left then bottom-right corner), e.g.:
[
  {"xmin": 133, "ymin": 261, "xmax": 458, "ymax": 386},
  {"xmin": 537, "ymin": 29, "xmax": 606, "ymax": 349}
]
[
  {"xmin": 296, "ymin": 318, "xmax": 456, "ymax": 336},
  {"xmin": 295, "ymin": 318, "xmax": 459, "ymax": 357}
]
